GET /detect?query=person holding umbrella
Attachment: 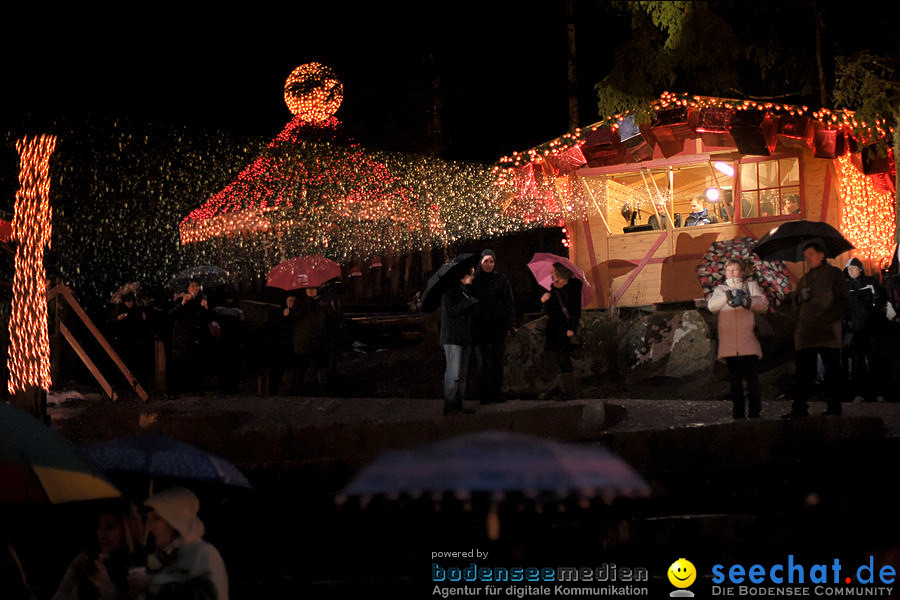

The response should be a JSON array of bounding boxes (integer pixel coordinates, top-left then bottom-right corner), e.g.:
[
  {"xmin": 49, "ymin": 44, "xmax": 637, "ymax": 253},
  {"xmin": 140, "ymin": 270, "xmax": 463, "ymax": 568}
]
[
  {"xmin": 470, "ymin": 249, "xmax": 516, "ymax": 404},
  {"xmin": 167, "ymin": 280, "xmax": 214, "ymax": 396},
  {"xmin": 540, "ymin": 262, "xmax": 583, "ymax": 400},
  {"xmin": 439, "ymin": 262, "xmax": 479, "ymax": 416},
  {"xmin": 781, "ymin": 241, "xmax": 851, "ymax": 417},
  {"xmin": 127, "ymin": 487, "xmax": 228, "ymax": 600}
]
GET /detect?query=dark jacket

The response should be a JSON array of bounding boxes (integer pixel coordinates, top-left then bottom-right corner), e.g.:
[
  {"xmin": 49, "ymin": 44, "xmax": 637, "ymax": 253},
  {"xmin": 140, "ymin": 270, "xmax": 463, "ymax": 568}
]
[
  {"xmin": 782, "ymin": 262, "xmax": 851, "ymax": 350},
  {"xmin": 440, "ymin": 284, "xmax": 478, "ymax": 346},
  {"xmin": 844, "ymin": 271, "xmax": 878, "ymax": 335},
  {"xmin": 470, "ymin": 271, "xmax": 515, "ymax": 343},
  {"xmin": 684, "ymin": 208, "xmax": 710, "ymax": 227},
  {"xmin": 169, "ymin": 295, "xmax": 212, "ymax": 361},
  {"xmin": 284, "ymin": 295, "xmax": 338, "ymax": 356},
  {"xmin": 543, "ymin": 278, "xmax": 582, "ymax": 351}
]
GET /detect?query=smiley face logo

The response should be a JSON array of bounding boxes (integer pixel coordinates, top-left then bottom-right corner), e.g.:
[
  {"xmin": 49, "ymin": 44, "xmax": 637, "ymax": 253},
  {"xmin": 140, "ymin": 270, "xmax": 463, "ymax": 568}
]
[{"xmin": 668, "ymin": 558, "xmax": 697, "ymax": 589}]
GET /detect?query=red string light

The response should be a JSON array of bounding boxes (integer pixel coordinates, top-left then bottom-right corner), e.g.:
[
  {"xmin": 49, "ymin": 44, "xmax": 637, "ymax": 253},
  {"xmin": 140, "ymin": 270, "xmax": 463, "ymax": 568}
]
[{"xmin": 8, "ymin": 135, "xmax": 56, "ymax": 394}]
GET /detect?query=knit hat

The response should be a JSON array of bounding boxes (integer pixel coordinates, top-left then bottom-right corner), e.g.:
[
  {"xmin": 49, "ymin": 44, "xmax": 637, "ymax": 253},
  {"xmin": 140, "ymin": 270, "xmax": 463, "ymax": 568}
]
[
  {"xmin": 480, "ymin": 249, "xmax": 496, "ymax": 264},
  {"xmin": 845, "ymin": 257, "xmax": 864, "ymax": 271},
  {"xmin": 144, "ymin": 487, "xmax": 205, "ymax": 543}
]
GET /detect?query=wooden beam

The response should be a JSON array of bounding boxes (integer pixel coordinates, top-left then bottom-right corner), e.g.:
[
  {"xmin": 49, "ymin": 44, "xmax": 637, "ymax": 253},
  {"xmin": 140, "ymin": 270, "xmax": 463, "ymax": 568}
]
[
  {"xmin": 613, "ymin": 230, "xmax": 668, "ymax": 305},
  {"xmin": 58, "ymin": 322, "xmax": 117, "ymax": 402},
  {"xmin": 54, "ymin": 286, "xmax": 149, "ymax": 401}
]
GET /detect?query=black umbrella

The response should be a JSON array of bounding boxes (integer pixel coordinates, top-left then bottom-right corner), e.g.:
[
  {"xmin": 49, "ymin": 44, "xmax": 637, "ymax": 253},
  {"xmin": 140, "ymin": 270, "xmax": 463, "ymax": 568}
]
[
  {"xmin": 421, "ymin": 253, "xmax": 478, "ymax": 313},
  {"xmin": 165, "ymin": 265, "xmax": 231, "ymax": 292},
  {"xmin": 752, "ymin": 220, "xmax": 854, "ymax": 262}
]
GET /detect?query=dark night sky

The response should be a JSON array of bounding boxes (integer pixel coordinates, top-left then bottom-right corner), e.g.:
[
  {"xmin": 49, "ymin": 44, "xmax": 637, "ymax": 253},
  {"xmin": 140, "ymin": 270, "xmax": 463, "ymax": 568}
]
[{"xmin": 0, "ymin": 3, "xmax": 623, "ymax": 163}]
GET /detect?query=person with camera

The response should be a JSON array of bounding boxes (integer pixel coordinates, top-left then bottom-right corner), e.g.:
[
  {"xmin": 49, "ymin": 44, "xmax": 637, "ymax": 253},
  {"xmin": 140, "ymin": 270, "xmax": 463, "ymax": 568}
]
[{"xmin": 708, "ymin": 259, "xmax": 769, "ymax": 418}]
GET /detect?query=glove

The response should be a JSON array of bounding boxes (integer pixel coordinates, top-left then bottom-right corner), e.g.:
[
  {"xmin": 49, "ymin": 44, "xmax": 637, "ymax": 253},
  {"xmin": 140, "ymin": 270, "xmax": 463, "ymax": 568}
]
[
  {"xmin": 726, "ymin": 289, "xmax": 742, "ymax": 307},
  {"xmin": 741, "ymin": 293, "xmax": 752, "ymax": 309}
]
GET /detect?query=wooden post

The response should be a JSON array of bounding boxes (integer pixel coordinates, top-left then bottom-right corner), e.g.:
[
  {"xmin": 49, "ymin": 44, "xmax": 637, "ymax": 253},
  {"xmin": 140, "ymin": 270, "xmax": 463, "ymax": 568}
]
[{"xmin": 154, "ymin": 339, "xmax": 167, "ymax": 394}]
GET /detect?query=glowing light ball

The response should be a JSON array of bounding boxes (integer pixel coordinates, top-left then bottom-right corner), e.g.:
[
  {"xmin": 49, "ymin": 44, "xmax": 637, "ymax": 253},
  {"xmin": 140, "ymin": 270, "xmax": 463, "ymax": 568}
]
[{"xmin": 284, "ymin": 63, "xmax": 343, "ymax": 122}]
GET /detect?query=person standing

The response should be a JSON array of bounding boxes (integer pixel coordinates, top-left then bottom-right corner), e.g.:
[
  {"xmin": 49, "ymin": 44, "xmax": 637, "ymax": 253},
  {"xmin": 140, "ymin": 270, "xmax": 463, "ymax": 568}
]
[
  {"xmin": 440, "ymin": 265, "xmax": 478, "ymax": 415},
  {"xmin": 540, "ymin": 262, "xmax": 582, "ymax": 400},
  {"xmin": 470, "ymin": 250, "xmax": 516, "ymax": 404},
  {"xmin": 708, "ymin": 259, "xmax": 769, "ymax": 418},
  {"xmin": 782, "ymin": 241, "xmax": 851, "ymax": 417},
  {"xmin": 167, "ymin": 280, "xmax": 213, "ymax": 396},
  {"xmin": 842, "ymin": 258, "xmax": 884, "ymax": 402}
]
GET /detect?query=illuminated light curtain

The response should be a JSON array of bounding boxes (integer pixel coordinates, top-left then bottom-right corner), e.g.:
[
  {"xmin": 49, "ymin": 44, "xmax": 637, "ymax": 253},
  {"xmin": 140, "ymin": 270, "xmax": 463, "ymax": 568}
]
[
  {"xmin": 837, "ymin": 154, "xmax": 896, "ymax": 270},
  {"xmin": 8, "ymin": 135, "xmax": 56, "ymax": 394}
]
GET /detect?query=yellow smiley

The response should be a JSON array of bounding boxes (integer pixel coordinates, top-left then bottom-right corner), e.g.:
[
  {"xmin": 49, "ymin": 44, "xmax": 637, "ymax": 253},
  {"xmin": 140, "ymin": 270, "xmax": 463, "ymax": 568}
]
[{"xmin": 668, "ymin": 558, "xmax": 697, "ymax": 588}]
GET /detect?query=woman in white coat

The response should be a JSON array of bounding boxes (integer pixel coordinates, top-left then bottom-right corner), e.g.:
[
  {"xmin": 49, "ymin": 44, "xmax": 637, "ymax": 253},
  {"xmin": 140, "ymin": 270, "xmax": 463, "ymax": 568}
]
[{"xmin": 708, "ymin": 259, "xmax": 769, "ymax": 418}]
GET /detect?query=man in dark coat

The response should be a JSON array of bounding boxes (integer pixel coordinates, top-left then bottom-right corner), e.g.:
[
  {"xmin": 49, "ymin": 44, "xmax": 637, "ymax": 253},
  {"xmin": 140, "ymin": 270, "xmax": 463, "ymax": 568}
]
[
  {"xmin": 168, "ymin": 280, "xmax": 213, "ymax": 395},
  {"xmin": 440, "ymin": 265, "xmax": 478, "ymax": 415},
  {"xmin": 782, "ymin": 241, "xmax": 851, "ymax": 417},
  {"xmin": 470, "ymin": 249, "xmax": 516, "ymax": 404},
  {"xmin": 842, "ymin": 258, "xmax": 882, "ymax": 402},
  {"xmin": 280, "ymin": 287, "xmax": 338, "ymax": 396}
]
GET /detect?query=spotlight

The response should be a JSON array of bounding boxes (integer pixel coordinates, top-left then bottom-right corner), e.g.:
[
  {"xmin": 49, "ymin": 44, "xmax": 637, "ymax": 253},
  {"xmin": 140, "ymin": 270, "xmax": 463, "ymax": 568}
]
[{"xmin": 713, "ymin": 161, "xmax": 734, "ymax": 177}]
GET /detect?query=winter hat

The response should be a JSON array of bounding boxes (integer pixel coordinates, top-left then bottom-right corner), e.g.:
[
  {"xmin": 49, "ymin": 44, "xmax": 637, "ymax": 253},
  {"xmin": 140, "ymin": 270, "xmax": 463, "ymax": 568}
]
[
  {"xmin": 844, "ymin": 257, "xmax": 864, "ymax": 271},
  {"xmin": 144, "ymin": 487, "xmax": 205, "ymax": 543},
  {"xmin": 480, "ymin": 249, "xmax": 496, "ymax": 264}
]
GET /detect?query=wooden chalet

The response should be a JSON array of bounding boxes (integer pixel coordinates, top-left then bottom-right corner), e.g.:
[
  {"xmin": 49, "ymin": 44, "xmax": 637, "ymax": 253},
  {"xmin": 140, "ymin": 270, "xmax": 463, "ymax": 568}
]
[{"xmin": 496, "ymin": 93, "xmax": 896, "ymax": 309}]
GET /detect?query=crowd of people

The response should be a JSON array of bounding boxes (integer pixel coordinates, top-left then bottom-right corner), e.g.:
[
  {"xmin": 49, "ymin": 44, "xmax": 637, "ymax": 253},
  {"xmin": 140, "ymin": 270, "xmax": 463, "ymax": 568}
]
[
  {"xmin": 101, "ymin": 238, "xmax": 900, "ymax": 418},
  {"xmin": 710, "ymin": 240, "xmax": 899, "ymax": 419},
  {"xmin": 103, "ymin": 278, "xmax": 342, "ymax": 399},
  {"xmin": 437, "ymin": 249, "xmax": 581, "ymax": 415}
]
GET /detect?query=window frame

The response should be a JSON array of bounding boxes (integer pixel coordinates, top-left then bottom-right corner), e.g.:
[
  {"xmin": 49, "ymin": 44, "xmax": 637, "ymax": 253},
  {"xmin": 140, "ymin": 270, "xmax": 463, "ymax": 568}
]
[{"xmin": 734, "ymin": 154, "xmax": 804, "ymax": 224}]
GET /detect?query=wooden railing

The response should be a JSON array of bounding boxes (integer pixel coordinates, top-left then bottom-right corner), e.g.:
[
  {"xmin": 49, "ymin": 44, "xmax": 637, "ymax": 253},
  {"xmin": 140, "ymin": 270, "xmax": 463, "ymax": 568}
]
[{"xmin": 47, "ymin": 285, "xmax": 149, "ymax": 402}]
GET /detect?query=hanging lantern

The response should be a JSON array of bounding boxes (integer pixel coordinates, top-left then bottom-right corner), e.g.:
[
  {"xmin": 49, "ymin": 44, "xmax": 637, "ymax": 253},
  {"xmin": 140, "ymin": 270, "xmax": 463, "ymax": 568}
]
[
  {"xmin": 650, "ymin": 106, "xmax": 697, "ymax": 157},
  {"xmin": 617, "ymin": 115, "xmax": 654, "ymax": 162},
  {"xmin": 695, "ymin": 106, "xmax": 735, "ymax": 148},
  {"xmin": 776, "ymin": 114, "xmax": 814, "ymax": 151},
  {"xmin": 580, "ymin": 126, "xmax": 626, "ymax": 167},
  {"xmin": 813, "ymin": 124, "xmax": 848, "ymax": 159},
  {"xmin": 729, "ymin": 109, "xmax": 770, "ymax": 156}
]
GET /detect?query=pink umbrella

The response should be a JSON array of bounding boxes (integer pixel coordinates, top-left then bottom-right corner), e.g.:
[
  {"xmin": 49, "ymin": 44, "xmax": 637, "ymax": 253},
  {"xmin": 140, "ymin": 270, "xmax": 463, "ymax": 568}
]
[
  {"xmin": 267, "ymin": 255, "xmax": 342, "ymax": 290},
  {"xmin": 527, "ymin": 252, "xmax": 593, "ymax": 307}
]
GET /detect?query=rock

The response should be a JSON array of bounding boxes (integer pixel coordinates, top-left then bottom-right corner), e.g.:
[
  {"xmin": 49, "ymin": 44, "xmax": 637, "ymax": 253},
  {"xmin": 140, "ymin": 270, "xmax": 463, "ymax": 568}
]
[
  {"xmin": 577, "ymin": 401, "xmax": 607, "ymax": 439},
  {"xmin": 616, "ymin": 309, "xmax": 715, "ymax": 384}
]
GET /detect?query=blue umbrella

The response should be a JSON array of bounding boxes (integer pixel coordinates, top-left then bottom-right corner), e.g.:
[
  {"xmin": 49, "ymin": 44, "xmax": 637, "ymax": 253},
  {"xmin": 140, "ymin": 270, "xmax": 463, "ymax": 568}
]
[
  {"xmin": 337, "ymin": 430, "xmax": 650, "ymax": 505},
  {"xmin": 81, "ymin": 434, "xmax": 252, "ymax": 493}
]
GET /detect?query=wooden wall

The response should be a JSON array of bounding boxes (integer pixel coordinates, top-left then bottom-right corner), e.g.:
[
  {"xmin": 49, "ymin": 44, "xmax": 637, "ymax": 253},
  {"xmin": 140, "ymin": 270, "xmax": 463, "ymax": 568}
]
[{"xmin": 567, "ymin": 153, "xmax": 848, "ymax": 309}]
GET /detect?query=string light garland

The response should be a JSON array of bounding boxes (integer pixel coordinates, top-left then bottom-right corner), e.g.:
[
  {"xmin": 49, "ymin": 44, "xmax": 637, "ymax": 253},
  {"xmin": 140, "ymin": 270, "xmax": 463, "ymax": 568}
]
[
  {"xmin": 495, "ymin": 92, "xmax": 895, "ymax": 171},
  {"xmin": 8, "ymin": 135, "xmax": 56, "ymax": 395},
  {"xmin": 837, "ymin": 154, "xmax": 896, "ymax": 270},
  {"xmin": 180, "ymin": 64, "xmax": 537, "ymax": 267},
  {"xmin": 284, "ymin": 62, "xmax": 344, "ymax": 123}
]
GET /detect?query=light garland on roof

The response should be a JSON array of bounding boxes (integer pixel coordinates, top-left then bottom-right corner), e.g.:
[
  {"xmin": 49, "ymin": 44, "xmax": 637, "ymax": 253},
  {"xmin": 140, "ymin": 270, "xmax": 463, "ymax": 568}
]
[
  {"xmin": 495, "ymin": 92, "xmax": 894, "ymax": 171},
  {"xmin": 8, "ymin": 135, "xmax": 56, "ymax": 395}
]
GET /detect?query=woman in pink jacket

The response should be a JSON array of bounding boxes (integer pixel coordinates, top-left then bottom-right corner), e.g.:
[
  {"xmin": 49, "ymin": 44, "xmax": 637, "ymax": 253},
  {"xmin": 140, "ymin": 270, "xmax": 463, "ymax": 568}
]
[{"xmin": 708, "ymin": 259, "xmax": 769, "ymax": 418}]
